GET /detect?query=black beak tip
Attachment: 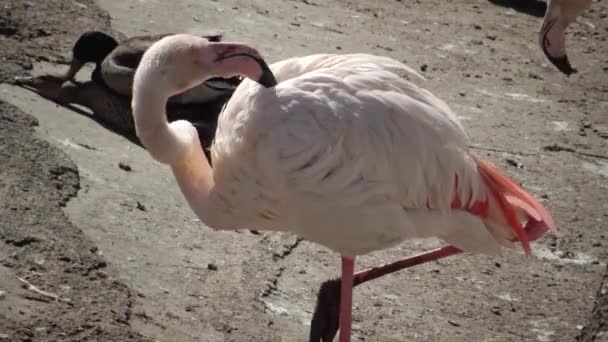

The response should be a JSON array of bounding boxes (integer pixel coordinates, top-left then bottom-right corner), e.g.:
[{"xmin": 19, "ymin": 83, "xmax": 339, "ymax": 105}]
[
  {"xmin": 251, "ymin": 55, "xmax": 278, "ymax": 88},
  {"xmin": 547, "ymin": 55, "xmax": 577, "ymax": 76},
  {"xmin": 257, "ymin": 65, "xmax": 278, "ymax": 88},
  {"xmin": 258, "ymin": 71, "xmax": 278, "ymax": 88}
]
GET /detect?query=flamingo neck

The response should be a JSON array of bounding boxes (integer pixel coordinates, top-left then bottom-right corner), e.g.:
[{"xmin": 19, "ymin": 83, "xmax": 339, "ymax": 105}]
[
  {"xmin": 132, "ymin": 74, "xmax": 191, "ymax": 165},
  {"xmin": 131, "ymin": 69, "xmax": 230, "ymax": 230}
]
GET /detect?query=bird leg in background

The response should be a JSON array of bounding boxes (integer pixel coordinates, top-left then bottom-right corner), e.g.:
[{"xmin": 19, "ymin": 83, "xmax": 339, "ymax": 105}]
[
  {"xmin": 309, "ymin": 246, "xmax": 462, "ymax": 342},
  {"xmin": 339, "ymin": 257, "xmax": 355, "ymax": 342}
]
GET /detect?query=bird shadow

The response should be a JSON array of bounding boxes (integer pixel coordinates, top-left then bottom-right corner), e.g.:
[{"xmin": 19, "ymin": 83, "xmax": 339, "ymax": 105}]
[
  {"xmin": 487, "ymin": 0, "xmax": 547, "ymax": 18},
  {"xmin": 13, "ymin": 75, "xmax": 225, "ymax": 160}
]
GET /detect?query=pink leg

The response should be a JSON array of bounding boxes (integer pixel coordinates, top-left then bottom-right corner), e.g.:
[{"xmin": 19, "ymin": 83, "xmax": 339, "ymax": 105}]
[
  {"xmin": 339, "ymin": 257, "xmax": 355, "ymax": 342},
  {"xmin": 308, "ymin": 247, "xmax": 461, "ymax": 342},
  {"xmin": 351, "ymin": 219, "xmax": 545, "ymax": 286},
  {"xmin": 353, "ymin": 245, "xmax": 461, "ymax": 286},
  {"xmin": 310, "ymin": 221, "xmax": 547, "ymax": 341}
]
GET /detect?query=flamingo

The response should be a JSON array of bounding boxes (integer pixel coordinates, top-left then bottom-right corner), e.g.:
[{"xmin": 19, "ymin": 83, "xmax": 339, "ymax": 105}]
[
  {"xmin": 539, "ymin": 0, "xmax": 593, "ymax": 75},
  {"xmin": 131, "ymin": 34, "xmax": 556, "ymax": 342}
]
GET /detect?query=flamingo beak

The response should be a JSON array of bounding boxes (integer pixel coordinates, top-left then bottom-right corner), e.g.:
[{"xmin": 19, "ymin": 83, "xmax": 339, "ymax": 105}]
[
  {"xmin": 539, "ymin": 5, "xmax": 577, "ymax": 75},
  {"xmin": 211, "ymin": 43, "xmax": 278, "ymax": 88},
  {"xmin": 247, "ymin": 54, "xmax": 277, "ymax": 88}
]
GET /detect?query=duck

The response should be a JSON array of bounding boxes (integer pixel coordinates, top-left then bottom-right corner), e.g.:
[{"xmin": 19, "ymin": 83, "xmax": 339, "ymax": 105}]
[
  {"xmin": 60, "ymin": 31, "xmax": 242, "ymax": 104},
  {"xmin": 14, "ymin": 73, "xmax": 221, "ymax": 162}
]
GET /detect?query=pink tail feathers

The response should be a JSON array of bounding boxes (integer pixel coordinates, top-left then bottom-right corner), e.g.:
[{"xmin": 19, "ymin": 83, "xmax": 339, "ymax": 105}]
[{"xmin": 474, "ymin": 157, "xmax": 557, "ymax": 255}]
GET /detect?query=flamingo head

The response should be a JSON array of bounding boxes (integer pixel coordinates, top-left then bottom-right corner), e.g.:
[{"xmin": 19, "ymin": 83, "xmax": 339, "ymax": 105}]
[
  {"xmin": 134, "ymin": 33, "xmax": 276, "ymax": 99},
  {"xmin": 539, "ymin": 0, "xmax": 592, "ymax": 76},
  {"xmin": 132, "ymin": 34, "xmax": 276, "ymax": 165}
]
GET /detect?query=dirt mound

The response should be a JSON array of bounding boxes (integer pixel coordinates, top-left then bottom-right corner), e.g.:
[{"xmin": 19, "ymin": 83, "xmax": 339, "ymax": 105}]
[
  {"xmin": 0, "ymin": 0, "xmax": 148, "ymax": 340},
  {"xmin": 0, "ymin": 101, "xmax": 149, "ymax": 341},
  {"xmin": 0, "ymin": 0, "xmax": 118, "ymax": 83}
]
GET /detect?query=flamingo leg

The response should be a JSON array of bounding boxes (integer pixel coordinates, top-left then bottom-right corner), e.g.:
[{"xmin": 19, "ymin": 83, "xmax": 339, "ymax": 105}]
[
  {"xmin": 309, "ymin": 214, "xmax": 546, "ymax": 341},
  {"xmin": 339, "ymin": 257, "xmax": 355, "ymax": 342},
  {"xmin": 309, "ymin": 246, "xmax": 462, "ymax": 342},
  {"xmin": 352, "ymin": 245, "xmax": 462, "ymax": 285}
]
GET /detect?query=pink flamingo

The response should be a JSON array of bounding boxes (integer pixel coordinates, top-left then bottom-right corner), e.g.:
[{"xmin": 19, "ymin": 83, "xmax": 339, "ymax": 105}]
[
  {"xmin": 131, "ymin": 34, "xmax": 555, "ymax": 342},
  {"xmin": 539, "ymin": 0, "xmax": 593, "ymax": 75}
]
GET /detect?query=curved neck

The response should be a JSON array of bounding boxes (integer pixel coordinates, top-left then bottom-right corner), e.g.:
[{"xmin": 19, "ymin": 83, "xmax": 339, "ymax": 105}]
[
  {"xmin": 132, "ymin": 70, "xmax": 231, "ymax": 230},
  {"xmin": 169, "ymin": 143, "xmax": 226, "ymax": 229},
  {"xmin": 131, "ymin": 77, "xmax": 175, "ymax": 163}
]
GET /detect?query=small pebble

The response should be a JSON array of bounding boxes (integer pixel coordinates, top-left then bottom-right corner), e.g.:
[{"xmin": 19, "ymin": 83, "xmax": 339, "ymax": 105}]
[
  {"xmin": 448, "ymin": 320, "xmax": 461, "ymax": 327},
  {"xmin": 560, "ymin": 251, "xmax": 575, "ymax": 259},
  {"xmin": 136, "ymin": 201, "xmax": 146, "ymax": 211},
  {"xmin": 118, "ymin": 162, "xmax": 132, "ymax": 172},
  {"xmin": 505, "ymin": 159, "xmax": 523, "ymax": 169}
]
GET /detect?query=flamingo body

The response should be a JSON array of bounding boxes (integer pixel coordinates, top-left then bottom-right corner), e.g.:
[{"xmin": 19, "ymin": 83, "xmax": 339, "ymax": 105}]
[
  {"xmin": 131, "ymin": 35, "xmax": 555, "ymax": 342},
  {"xmin": 205, "ymin": 53, "xmax": 547, "ymax": 257}
]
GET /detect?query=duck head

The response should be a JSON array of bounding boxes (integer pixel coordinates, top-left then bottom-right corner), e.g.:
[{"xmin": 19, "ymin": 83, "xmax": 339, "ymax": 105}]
[{"xmin": 64, "ymin": 31, "xmax": 119, "ymax": 83}]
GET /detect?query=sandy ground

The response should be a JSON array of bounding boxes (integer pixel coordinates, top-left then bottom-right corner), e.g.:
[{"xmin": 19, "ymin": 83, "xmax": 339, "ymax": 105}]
[{"xmin": 1, "ymin": 0, "xmax": 607, "ymax": 341}]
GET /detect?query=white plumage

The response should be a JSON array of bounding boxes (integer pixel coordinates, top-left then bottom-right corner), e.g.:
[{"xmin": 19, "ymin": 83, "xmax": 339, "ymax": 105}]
[
  {"xmin": 207, "ymin": 53, "xmax": 507, "ymax": 256},
  {"xmin": 131, "ymin": 34, "xmax": 555, "ymax": 342}
]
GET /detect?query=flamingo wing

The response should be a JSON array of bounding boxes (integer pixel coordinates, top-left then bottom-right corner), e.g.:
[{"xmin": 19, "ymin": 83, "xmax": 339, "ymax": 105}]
[{"xmin": 211, "ymin": 54, "xmax": 551, "ymax": 257}]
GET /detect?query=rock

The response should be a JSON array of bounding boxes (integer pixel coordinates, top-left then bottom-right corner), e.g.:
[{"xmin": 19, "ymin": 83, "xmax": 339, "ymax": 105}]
[
  {"xmin": 118, "ymin": 162, "xmax": 132, "ymax": 171},
  {"xmin": 136, "ymin": 201, "xmax": 146, "ymax": 211}
]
